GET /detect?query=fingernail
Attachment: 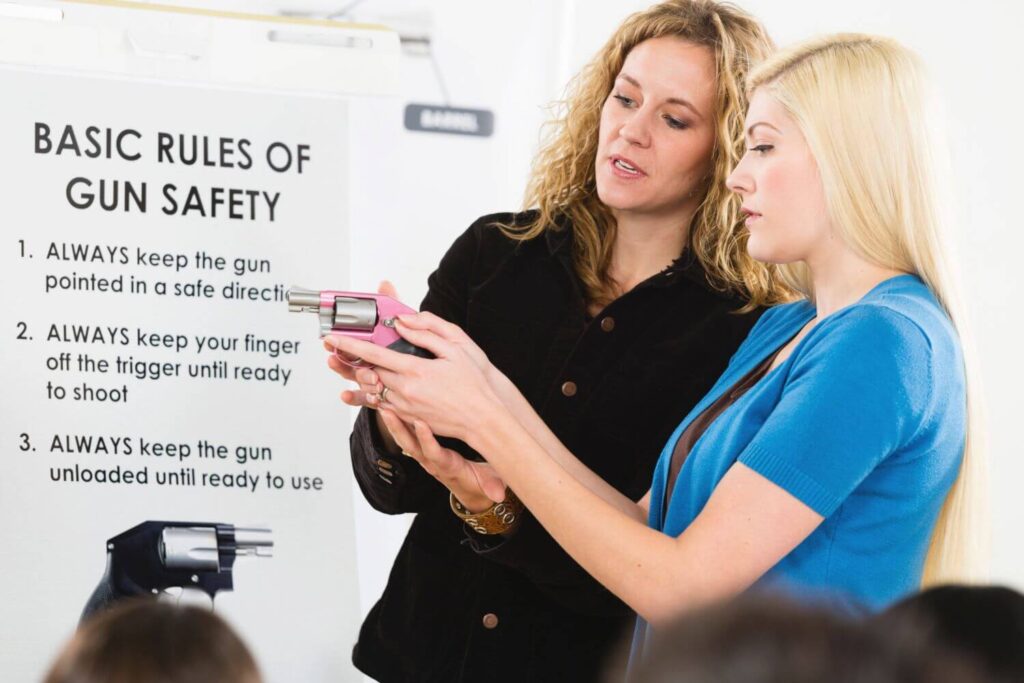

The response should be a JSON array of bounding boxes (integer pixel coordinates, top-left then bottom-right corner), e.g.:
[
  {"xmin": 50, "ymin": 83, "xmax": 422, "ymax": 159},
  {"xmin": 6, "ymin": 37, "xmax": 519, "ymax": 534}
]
[{"xmin": 397, "ymin": 314, "xmax": 415, "ymax": 322}]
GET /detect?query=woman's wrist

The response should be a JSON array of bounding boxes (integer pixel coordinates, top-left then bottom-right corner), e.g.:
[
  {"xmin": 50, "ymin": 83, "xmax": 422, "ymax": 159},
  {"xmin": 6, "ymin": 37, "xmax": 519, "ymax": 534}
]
[
  {"xmin": 450, "ymin": 488, "xmax": 523, "ymax": 535},
  {"xmin": 485, "ymin": 363, "xmax": 518, "ymax": 408},
  {"xmin": 464, "ymin": 397, "xmax": 519, "ymax": 468},
  {"xmin": 451, "ymin": 488, "xmax": 495, "ymax": 514}
]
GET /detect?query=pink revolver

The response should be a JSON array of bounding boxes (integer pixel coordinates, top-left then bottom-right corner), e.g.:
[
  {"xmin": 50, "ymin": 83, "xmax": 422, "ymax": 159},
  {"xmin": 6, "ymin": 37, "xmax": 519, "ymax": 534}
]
[{"xmin": 287, "ymin": 287, "xmax": 433, "ymax": 368}]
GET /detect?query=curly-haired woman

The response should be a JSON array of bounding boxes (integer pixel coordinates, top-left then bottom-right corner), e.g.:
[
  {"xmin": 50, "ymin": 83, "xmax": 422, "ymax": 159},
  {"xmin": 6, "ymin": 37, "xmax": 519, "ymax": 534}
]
[{"xmin": 330, "ymin": 2, "xmax": 789, "ymax": 681}]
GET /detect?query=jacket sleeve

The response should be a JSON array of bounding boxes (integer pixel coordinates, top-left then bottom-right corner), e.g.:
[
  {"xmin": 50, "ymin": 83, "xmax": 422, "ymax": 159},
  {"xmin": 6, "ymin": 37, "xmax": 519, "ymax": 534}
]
[{"xmin": 349, "ymin": 217, "xmax": 487, "ymax": 515}]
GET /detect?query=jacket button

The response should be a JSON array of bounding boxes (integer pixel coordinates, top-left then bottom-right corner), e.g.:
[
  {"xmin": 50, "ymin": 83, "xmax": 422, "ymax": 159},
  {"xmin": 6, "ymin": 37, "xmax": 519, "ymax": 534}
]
[
  {"xmin": 600, "ymin": 316, "xmax": 615, "ymax": 332},
  {"xmin": 561, "ymin": 381, "xmax": 577, "ymax": 397},
  {"xmin": 482, "ymin": 613, "xmax": 499, "ymax": 629}
]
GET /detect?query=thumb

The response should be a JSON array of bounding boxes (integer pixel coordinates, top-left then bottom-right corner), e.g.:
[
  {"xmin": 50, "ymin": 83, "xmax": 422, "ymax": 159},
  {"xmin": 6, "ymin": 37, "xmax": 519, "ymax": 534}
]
[
  {"xmin": 472, "ymin": 465, "xmax": 508, "ymax": 504},
  {"xmin": 377, "ymin": 279, "xmax": 399, "ymax": 299},
  {"xmin": 481, "ymin": 476, "xmax": 508, "ymax": 505}
]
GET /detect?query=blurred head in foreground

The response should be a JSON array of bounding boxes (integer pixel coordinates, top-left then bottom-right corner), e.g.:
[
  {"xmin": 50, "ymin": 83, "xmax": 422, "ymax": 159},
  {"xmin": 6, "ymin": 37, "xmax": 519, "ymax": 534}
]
[
  {"xmin": 43, "ymin": 599, "xmax": 262, "ymax": 683},
  {"xmin": 615, "ymin": 593, "xmax": 979, "ymax": 683},
  {"xmin": 875, "ymin": 584, "xmax": 1024, "ymax": 683}
]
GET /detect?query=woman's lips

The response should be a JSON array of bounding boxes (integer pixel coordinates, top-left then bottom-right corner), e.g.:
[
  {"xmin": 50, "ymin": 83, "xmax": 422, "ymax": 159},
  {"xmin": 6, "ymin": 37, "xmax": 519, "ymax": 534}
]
[
  {"xmin": 742, "ymin": 208, "xmax": 762, "ymax": 226},
  {"xmin": 609, "ymin": 155, "xmax": 646, "ymax": 179}
]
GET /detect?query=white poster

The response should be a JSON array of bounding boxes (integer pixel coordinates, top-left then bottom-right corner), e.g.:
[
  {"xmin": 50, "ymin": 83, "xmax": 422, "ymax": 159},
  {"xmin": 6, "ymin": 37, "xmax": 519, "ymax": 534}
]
[{"xmin": 0, "ymin": 63, "xmax": 364, "ymax": 681}]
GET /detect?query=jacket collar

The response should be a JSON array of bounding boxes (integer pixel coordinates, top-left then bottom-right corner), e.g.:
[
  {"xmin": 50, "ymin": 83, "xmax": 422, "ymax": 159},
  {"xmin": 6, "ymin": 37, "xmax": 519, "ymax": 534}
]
[{"xmin": 544, "ymin": 220, "xmax": 728, "ymax": 298}]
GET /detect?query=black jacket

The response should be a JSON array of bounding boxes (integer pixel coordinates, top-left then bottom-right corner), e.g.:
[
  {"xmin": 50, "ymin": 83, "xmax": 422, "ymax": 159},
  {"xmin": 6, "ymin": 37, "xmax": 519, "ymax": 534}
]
[{"xmin": 350, "ymin": 212, "xmax": 762, "ymax": 682}]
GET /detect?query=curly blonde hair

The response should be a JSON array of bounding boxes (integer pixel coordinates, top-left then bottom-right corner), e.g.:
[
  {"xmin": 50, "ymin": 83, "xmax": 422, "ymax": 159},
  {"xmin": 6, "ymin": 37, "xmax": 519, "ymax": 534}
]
[{"xmin": 502, "ymin": 0, "xmax": 790, "ymax": 309}]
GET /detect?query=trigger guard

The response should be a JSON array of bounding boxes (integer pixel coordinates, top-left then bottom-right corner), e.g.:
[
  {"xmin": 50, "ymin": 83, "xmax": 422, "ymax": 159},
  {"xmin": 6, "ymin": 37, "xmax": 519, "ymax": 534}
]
[{"xmin": 333, "ymin": 349, "xmax": 374, "ymax": 369}]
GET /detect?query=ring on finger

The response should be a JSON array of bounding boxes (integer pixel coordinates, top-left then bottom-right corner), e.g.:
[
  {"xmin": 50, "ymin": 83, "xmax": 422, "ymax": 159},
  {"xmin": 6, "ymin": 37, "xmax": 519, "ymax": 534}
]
[{"xmin": 380, "ymin": 386, "xmax": 391, "ymax": 403}]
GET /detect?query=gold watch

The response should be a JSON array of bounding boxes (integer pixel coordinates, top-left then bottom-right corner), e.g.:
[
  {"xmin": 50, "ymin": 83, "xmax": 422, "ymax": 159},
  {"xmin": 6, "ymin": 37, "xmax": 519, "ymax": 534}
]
[{"xmin": 450, "ymin": 488, "xmax": 523, "ymax": 535}]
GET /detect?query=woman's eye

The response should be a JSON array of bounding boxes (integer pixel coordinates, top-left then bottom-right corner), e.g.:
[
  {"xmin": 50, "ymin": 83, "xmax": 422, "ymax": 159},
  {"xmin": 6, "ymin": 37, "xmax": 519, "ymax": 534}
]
[
  {"xmin": 664, "ymin": 115, "xmax": 689, "ymax": 130},
  {"xmin": 750, "ymin": 144, "xmax": 774, "ymax": 154},
  {"xmin": 613, "ymin": 94, "xmax": 635, "ymax": 107}
]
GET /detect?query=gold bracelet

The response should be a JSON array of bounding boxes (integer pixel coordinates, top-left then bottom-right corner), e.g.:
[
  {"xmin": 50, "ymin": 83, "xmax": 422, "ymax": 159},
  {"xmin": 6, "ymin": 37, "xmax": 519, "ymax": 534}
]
[{"xmin": 449, "ymin": 488, "xmax": 523, "ymax": 535}]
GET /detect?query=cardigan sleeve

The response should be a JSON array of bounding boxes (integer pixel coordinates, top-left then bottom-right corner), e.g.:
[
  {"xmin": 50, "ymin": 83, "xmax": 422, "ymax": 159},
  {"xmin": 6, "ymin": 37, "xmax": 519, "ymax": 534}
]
[
  {"xmin": 737, "ymin": 305, "xmax": 933, "ymax": 517},
  {"xmin": 349, "ymin": 218, "xmax": 486, "ymax": 515}
]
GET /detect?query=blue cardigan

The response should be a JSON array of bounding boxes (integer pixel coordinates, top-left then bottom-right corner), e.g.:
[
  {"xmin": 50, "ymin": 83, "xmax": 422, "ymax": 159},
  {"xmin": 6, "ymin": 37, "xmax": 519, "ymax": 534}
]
[{"xmin": 643, "ymin": 274, "xmax": 965, "ymax": 628}]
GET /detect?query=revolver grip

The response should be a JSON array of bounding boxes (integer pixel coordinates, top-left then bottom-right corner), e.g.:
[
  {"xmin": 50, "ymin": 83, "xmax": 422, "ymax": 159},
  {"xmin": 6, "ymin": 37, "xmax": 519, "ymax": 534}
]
[
  {"xmin": 386, "ymin": 337, "xmax": 434, "ymax": 360},
  {"xmin": 81, "ymin": 565, "xmax": 120, "ymax": 623},
  {"xmin": 378, "ymin": 341, "xmax": 469, "ymax": 454}
]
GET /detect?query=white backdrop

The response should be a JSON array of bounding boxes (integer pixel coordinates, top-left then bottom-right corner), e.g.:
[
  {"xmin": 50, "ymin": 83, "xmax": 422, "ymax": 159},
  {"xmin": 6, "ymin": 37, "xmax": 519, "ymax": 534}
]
[
  {"xmin": 0, "ymin": 66, "xmax": 360, "ymax": 681},
  {"xmin": 0, "ymin": 3, "xmax": 400, "ymax": 681}
]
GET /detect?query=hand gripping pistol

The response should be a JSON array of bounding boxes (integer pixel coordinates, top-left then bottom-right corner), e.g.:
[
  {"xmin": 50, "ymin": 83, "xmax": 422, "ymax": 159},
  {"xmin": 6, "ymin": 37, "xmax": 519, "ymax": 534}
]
[
  {"xmin": 287, "ymin": 287, "xmax": 433, "ymax": 367},
  {"xmin": 81, "ymin": 521, "xmax": 272, "ymax": 622}
]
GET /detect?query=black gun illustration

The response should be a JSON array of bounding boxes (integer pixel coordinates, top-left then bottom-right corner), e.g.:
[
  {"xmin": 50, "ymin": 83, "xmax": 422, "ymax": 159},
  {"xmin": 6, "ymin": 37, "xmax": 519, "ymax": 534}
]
[{"xmin": 81, "ymin": 521, "xmax": 273, "ymax": 622}]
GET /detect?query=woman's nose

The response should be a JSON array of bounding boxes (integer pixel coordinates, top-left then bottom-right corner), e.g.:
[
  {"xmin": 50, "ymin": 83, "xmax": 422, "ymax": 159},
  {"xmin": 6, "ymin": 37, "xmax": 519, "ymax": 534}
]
[
  {"xmin": 618, "ymin": 111, "xmax": 651, "ymax": 148},
  {"xmin": 726, "ymin": 159, "xmax": 751, "ymax": 195}
]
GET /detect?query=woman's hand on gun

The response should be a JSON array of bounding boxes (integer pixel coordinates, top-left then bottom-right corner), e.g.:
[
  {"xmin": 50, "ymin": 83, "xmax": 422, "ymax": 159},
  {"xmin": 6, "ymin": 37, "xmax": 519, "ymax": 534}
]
[
  {"xmin": 326, "ymin": 312, "xmax": 507, "ymax": 443},
  {"xmin": 324, "ymin": 280, "xmax": 411, "ymax": 454},
  {"xmin": 324, "ymin": 280, "xmax": 399, "ymax": 408},
  {"xmin": 379, "ymin": 408, "xmax": 507, "ymax": 512}
]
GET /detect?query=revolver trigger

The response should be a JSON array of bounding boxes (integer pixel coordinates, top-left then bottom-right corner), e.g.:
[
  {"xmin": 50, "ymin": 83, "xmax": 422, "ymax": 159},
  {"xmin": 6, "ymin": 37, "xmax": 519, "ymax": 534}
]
[
  {"xmin": 178, "ymin": 586, "xmax": 215, "ymax": 609},
  {"xmin": 160, "ymin": 586, "xmax": 183, "ymax": 600},
  {"xmin": 334, "ymin": 349, "xmax": 373, "ymax": 369}
]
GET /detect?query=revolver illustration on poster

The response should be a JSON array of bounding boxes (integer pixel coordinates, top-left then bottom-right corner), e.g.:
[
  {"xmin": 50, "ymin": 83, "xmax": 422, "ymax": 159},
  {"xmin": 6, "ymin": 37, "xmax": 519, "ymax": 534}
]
[
  {"xmin": 287, "ymin": 287, "xmax": 433, "ymax": 367},
  {"xmin": 81, "ymin": 521, "xmax": 273, "ymax": 622}
]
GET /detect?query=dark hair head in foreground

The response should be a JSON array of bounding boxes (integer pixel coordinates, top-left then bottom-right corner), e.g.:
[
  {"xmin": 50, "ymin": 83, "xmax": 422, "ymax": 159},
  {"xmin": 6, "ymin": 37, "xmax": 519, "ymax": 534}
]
[
  {"xmin": 43, "ymin": 599, "xmax": 262, "ymax": 683},
  {"xmin": 874, "ymin": 584, "xmax": 1024, "ymax": 683},
  {"xmin": 614, "ymin": 593, "xmax": 980, "ymax": 683}
]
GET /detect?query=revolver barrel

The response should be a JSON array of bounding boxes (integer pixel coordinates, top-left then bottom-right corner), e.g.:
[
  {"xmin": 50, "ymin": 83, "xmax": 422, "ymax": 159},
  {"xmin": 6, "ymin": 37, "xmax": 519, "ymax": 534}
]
[{"xmin": 286, "ymin": 287, "xmax": 321, "ymax": 313}]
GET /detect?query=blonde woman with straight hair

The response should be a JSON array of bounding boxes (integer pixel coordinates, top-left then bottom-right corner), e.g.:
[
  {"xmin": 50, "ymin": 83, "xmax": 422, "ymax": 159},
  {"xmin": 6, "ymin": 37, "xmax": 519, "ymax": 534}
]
[
  {"xmin": 329, "ymin": 31, "xmax": 979, "ymax": 663},
  {"xmin": 327, "ymin": 2, "xmax": 790, "ymax": 681},
  {"xmin": 742, "ymin": 34, "xmax": 984, "ymax": 586}
]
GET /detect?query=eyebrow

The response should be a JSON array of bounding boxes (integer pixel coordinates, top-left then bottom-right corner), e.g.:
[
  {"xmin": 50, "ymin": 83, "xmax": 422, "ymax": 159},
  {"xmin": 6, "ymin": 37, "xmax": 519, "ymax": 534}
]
[
  {"xmin": 618, "ymin": 73, "xmax": 704, "ymax": 120},
  {"xmin": 746, "ymin": 121, "xmax": 782, "ymax": 138}
]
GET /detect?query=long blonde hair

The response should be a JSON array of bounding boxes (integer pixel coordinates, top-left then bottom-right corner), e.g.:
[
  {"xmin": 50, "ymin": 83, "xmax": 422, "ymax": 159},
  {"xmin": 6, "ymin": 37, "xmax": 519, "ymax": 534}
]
[
  {"xmin": 504, "ymin": 0, "xmax": 791, "ymax": 310},
  {"xmin": 748, "ymin": 34, "xmax": 987, "ymax": 584}
]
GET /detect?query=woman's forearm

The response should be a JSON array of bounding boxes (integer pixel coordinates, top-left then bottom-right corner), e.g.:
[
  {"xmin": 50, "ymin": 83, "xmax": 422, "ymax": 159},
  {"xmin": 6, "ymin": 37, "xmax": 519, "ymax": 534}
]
[
  {"xmin": 489, "ymin": 372, "xmax": 647, "ymax": 520},
  {"xmin": 465, "ymin": 404, "xmax": 694, "ymax": 623}
]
